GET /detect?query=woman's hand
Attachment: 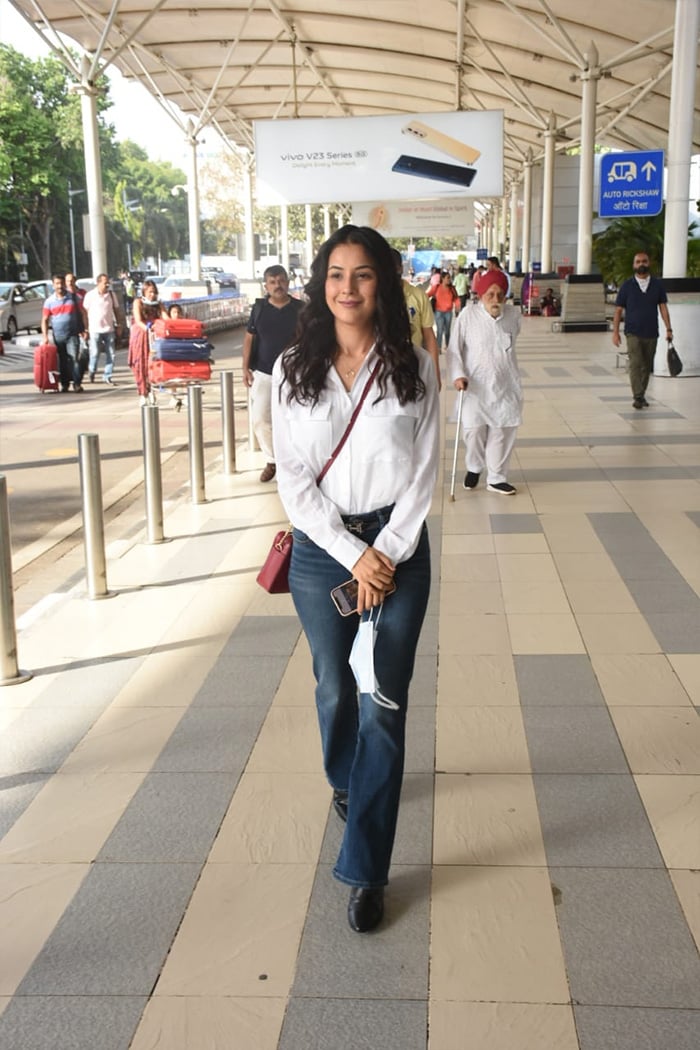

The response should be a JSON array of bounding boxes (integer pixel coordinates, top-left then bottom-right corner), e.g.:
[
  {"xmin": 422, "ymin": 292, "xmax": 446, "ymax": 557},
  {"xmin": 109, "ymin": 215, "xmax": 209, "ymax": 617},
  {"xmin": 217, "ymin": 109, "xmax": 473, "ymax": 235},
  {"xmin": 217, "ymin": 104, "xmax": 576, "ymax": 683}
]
[{"xmin": 352, "ymin": 547, "xmax": 395, "ymax": 614}]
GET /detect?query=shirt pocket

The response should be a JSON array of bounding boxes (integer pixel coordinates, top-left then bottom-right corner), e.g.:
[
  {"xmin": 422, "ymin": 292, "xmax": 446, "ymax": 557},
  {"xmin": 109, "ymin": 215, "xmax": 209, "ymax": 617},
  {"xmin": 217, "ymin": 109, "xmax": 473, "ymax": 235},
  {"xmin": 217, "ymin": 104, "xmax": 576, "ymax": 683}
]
[
  {"xmin": 286, "ymin": 400, "xmax": 333, "ymax": 461},
  {"xmin": 356, "ymin": 397, "xmax": 420, "ymax": 464}
]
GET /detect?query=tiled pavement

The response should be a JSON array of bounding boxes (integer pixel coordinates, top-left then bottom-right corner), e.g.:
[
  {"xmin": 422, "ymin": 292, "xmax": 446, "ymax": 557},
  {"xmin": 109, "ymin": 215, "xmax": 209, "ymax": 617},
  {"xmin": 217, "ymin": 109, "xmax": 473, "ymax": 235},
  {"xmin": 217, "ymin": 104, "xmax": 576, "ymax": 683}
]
[{"xmin": 1, "ymin": 318, "xmax": 699, "ymax": 1049}]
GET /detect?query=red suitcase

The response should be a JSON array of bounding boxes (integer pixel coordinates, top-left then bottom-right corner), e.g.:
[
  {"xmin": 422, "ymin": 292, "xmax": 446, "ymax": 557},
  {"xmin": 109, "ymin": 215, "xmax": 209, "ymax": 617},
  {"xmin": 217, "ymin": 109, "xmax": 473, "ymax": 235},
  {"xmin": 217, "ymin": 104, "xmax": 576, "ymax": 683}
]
[
  {"xmin": 151, "ymin": 317, "xmax": 205, "ymax": 340},
  {"xmin": 34, "ymin": 343, "xmax": 60, "ymax": 392},
  {"xmin": 149, "ymin": 358, "xmax": 211, "ymax": 384}
]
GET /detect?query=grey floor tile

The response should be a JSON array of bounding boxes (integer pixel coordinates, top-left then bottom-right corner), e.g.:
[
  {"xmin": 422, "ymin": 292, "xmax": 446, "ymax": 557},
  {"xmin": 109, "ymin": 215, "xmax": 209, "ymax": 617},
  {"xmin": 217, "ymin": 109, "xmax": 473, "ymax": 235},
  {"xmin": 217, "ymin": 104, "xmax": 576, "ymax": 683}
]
[
  {"xmin": 405, "ymin": 706, "xmax": 436, "ymax": 773},
  {"xmin": 515, "ymin": 654, "xmax": 605, "ymax": 706},
  {"xmin": 279, "ymin": 998, "xmax": 427, "ymax": 1050},
  {"xmin": 625, "ymin": 578, "xmax": 700, "ymax": 615},
  {"xmin": 291, "ymin": 864, "xmax": 430, "ymax": 1000},
  {"xmin": 221, "ymin": 615, "xmax": 301, "ymax": 656},
  {"xmin": 408, "ymin": 655, "xmax": 438, "ymax": 706},
  {"xmin": 0, "ymin": 772, "xmax": 50, "ymax": 837},
  {"xmin": 0, "ymin": 996, "xmax": 147, "ymax": 1050},
  {"xmin": 490, "ymin": 513, "xmax": 543, "ymax": 534},
  {"xmin": 522, "ymin": 707, "xmax": 628, "ymax": 773},
  {"xmin": 152, "ymin": 705, "xmax": 265, "ymax": 772},
  {"xmin": 645, "ymin": 612, "xmax": 700, "ymax": 654},
  {"xmin": 97, "ymin": 772, "xmax": 237, "ymax": 862},
  {"xmin": 192, "ymin": 654, "xmax": 289, "ymax": 707},
  {"xmin": 18, "ymin": 863, "xmax": 201, "ymax": 995},
  {"xmin": 533, "ymin": 774, "xmax": 664, "ymax": 867},
  {"xmin": 574, "ymin": 1005, "xmax": 700, "ymax": 1050},
  {"xmin": 416, "ymin": 614, "xmax": 438, "ymax": 656},
  {"xmin": 320, "ymin": 774, "xmax": 433, "ymax": 868},
  {"xmin": 1, "ymin": 707, "xmax": 105, "ymax": 776},
  {"xmin": 610, "ymin": 552, "xmax": 679, "ymax": 581},
  {"xmin": 551, "ymin": 867, "xmax": 700, "ymax": 1008}
]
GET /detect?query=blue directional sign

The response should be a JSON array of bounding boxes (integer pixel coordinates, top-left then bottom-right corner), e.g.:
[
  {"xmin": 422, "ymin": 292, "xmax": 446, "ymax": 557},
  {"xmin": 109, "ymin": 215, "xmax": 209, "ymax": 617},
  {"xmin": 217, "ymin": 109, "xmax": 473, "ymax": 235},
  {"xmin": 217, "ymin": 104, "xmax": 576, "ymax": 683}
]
[{"xmin": 599, "ymin": 150, "xmax": 664, "ymax": 218}]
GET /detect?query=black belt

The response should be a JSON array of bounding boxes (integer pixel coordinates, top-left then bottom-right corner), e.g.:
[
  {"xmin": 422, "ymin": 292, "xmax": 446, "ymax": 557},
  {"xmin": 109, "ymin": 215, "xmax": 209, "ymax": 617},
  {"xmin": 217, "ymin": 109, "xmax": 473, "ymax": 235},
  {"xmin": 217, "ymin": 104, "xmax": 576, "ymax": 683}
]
[{"xmin": 342, "ymin": 504, "xmax": 394, "ymax": 535}]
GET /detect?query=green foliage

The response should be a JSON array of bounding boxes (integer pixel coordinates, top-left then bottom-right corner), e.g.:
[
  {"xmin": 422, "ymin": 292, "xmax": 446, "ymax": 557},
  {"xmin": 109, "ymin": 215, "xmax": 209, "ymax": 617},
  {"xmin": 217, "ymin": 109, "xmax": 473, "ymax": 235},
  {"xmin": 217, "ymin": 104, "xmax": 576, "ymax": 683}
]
[
  {"xmin": 592, "ymin": 210, "xmax": 700, "ymax": 284},
  {"xmin": 0, "ymin": 44, "xmax": 188, "ymax": 278}
]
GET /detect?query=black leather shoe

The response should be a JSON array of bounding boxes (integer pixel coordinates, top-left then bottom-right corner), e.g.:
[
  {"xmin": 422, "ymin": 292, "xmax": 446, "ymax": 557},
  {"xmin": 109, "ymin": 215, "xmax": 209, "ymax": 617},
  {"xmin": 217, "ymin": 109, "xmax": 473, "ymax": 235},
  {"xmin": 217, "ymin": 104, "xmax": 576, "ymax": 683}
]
[
  {"xmin": 332, "ymin": 789, "xmax": 348, "ymax": 823},
  {"xmin": 347, "ymin": 886, "xmax": 384, "ymax": 933}
]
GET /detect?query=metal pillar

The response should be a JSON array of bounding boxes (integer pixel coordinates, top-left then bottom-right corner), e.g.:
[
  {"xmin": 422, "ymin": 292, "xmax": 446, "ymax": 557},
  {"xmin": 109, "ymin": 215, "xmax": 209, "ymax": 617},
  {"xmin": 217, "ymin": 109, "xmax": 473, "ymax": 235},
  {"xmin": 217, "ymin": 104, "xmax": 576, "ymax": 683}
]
[
  {"xmin": 186, "ymin": 120, "xmax": 202, "ymax": 280},
  {"xmin": 576, "ymin": 43, "xmax": 600, "ymax": 274},
  {"xmin": 522, "ymin": 150, "xmax": 533, "ymax": 272},
  {"xmin": 221, "ymin": 370, "xmax": 237, "ymax": 475},
  {"xmin": 187, "ymin": 385, "xmax": 207, "ymax": 504},
  {"xmin": 78, "ymin": 433, "xmax": 111, "ymax": 599},
  {"xmin": 509, "ymin": 182, "xmax": 520, "ymax": 272},
  {"xmin": 0, "ymin": 476, "xmax": 32, "ymax": 686},
  {"xmin": 141, "ymin": 404, "xmax": 165, "ymax": 544},
  {"xmin": 663, "ymin": 0, "xmax": 699, "ymax": 277},
  {"xmin": 541, "ymin": 115, "xmax": 556, "ymax": 273},
  {"xmin": 77, "ymin": 55, "xmax": 107, "ymax": 276}
]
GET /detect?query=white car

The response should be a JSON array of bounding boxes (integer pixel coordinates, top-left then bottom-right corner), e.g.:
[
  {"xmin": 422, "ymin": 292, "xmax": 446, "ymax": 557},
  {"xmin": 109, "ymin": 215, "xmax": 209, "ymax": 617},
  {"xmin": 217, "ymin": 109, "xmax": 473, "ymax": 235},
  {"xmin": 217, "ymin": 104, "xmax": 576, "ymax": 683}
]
[{"xmin": 0, "ymin": 282, "xmax": 45, "ymax": 338}]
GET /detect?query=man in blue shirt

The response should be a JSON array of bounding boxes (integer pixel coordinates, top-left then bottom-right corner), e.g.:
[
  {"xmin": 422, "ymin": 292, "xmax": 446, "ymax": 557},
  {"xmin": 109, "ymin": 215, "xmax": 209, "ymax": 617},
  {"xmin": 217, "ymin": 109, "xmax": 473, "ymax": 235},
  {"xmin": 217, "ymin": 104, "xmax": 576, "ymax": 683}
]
[
  {"xmin": 612, "ymin": 252, "xmax": 672, "ymax": 409},
  {"xmin": 41, "ymin": 273, "xmax": 88, "ymax": 392}
]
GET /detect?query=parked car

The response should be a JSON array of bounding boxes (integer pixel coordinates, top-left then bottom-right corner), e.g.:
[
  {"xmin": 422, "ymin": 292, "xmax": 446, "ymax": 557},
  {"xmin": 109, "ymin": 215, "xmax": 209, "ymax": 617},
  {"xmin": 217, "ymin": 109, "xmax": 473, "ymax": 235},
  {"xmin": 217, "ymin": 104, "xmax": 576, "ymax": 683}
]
[
  {"xmin": 25, "ymin": 279, "xmax": 53, "ymax": 302},
  {"xmin": 0, "ymin": 282, "xmax": 45, "ymax": 338}
]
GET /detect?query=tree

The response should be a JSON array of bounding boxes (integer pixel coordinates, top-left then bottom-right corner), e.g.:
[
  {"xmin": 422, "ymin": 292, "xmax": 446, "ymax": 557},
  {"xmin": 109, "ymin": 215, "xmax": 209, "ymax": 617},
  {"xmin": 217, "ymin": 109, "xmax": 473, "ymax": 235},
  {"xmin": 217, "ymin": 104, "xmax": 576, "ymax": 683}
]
[{"xmin": 593, "ymin": 210, "xmax": 700, "ymax": 284}]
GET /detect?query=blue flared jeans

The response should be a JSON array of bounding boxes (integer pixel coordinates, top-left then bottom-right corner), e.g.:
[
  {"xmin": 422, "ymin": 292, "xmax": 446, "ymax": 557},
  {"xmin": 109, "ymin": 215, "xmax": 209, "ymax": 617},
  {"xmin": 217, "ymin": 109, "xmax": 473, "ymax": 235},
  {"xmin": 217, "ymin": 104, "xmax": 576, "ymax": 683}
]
[{"xmin": 288, "ymin": 507, "xmax": 431, "ymax": 889}]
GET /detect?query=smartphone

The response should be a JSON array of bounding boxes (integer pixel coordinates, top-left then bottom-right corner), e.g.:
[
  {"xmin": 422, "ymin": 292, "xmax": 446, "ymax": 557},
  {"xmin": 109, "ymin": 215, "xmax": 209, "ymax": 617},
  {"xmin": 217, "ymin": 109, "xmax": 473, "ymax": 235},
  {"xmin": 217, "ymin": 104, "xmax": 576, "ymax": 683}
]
[
  {"xmin": 402, "ymin": 120, "xmax": 481, "ymax": 165},
  {"xmin": 391, "ymin": 154, "xmax": 477, "ymax": 188},
  {"xmin": 330, "ymin": 577, "xmax": 397, "ymax": 617}
]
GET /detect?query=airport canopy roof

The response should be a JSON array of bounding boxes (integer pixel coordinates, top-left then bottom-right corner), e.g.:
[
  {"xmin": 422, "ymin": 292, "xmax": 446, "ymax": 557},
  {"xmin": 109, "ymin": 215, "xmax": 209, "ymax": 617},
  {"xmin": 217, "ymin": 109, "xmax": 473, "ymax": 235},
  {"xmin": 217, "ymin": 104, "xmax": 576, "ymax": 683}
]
[{"xmin": 10, "ymin": 0, "xmax": 699, "ymax": 187}]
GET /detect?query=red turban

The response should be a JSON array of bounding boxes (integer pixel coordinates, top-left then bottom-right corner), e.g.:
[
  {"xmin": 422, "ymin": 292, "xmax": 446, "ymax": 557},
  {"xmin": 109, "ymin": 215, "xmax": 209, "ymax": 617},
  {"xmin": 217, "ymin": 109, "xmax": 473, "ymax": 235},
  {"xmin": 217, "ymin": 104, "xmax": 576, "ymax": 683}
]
[{"xmin": 474, "ymin": 268, "xmax": 508, "ymax": 296}]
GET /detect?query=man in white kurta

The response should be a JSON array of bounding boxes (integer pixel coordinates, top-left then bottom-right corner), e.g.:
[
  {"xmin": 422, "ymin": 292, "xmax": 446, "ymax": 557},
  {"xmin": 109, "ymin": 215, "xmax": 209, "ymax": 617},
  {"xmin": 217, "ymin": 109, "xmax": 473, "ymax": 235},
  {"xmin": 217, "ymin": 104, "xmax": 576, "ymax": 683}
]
[{"xmin": 447, "ymin": 268, "xmax": 523, "ymax": 495}]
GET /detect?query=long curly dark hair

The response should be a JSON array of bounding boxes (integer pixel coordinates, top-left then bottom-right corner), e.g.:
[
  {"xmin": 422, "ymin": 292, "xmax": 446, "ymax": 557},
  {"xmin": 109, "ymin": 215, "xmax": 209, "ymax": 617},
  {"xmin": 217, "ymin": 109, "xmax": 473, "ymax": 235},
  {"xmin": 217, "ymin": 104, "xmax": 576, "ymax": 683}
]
[{"xmin": 281, "ymin": 224, "xmax": 425, "ymax": 406}]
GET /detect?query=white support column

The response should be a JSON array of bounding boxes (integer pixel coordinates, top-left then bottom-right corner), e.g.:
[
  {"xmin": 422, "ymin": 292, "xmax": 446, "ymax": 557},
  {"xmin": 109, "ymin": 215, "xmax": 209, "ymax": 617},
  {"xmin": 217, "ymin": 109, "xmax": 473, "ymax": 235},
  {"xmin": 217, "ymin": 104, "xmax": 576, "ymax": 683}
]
[
  {"xmin": 185, "ymin": 120, "xmax": 202, "ymax": 280},
  {"xmin": 509, "ymin": 182, "xmax": 520, "ymax": 272},
  {"xmin": 280, "ymin": 205, "xmax": 289, "ymax": 272},
  {"xmin": 305, "ymin": 204, "xmax": 313, "ymax": 273},
  {"xmin": 522, "ymin": 150, "xmax": 533, "ymax": 271},
  {"xmin": 77, "ymin": 56, "xmax": 107, "ymax": 277},
  {"xmin": 576, "ymin": 42, "xmax": 600, "ymax": 274},
  {"xmin": 242, "ymin": 157, "xmax": 255, "ymax": 281},
  {"xmin": 541, "ymin": 114, "xmax": 556, "ymax": 273},
  {"xmin": 663, "ymin": 0, "xmax": 699, "ymax": 277}
]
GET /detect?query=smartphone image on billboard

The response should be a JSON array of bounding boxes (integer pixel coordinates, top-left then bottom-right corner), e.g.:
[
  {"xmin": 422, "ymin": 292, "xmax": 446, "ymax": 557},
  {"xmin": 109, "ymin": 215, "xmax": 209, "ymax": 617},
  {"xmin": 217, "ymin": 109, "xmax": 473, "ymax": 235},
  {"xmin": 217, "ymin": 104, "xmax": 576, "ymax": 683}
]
[
  {"xmin": 402, "ymin": 120, "xmax": 481, "ymax": 165},
  {"xmin": 391, "ymin": 154, "xmax": 477, "ymax": 188}
]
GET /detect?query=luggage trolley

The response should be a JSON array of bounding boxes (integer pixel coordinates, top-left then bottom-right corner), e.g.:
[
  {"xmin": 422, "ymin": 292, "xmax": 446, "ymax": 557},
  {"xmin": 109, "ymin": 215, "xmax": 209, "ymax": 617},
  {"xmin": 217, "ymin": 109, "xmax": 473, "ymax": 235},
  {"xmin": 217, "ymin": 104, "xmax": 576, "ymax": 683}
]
[{"xmin": 147, "ymin": 320, "xmax": 214, "ymax": 411}]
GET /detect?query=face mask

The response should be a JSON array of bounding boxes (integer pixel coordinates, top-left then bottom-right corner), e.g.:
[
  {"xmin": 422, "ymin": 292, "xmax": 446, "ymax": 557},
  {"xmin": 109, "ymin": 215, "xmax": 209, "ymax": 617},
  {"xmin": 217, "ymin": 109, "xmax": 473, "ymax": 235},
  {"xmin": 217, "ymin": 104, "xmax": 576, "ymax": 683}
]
[
  {"xmin": 635, "ymin": 265, "xmax": 649, "ymax": 275},
  {"xmin": 348, "ymin": 606, "xmax": 399, "ymax": 710}
]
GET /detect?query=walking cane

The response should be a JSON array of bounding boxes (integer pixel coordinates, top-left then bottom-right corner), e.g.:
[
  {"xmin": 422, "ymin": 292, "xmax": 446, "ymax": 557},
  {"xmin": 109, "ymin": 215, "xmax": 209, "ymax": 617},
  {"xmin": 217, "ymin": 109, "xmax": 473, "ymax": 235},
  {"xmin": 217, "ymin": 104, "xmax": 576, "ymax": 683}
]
[{"xmin": 449, "ymin": 388, "xmax": 465, "ymax": 502}]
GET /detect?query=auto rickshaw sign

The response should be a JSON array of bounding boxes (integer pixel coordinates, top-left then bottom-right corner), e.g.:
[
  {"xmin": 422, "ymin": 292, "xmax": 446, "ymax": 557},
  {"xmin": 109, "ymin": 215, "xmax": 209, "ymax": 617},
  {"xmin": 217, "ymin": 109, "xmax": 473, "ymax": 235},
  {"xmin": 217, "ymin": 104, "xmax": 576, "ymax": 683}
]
[{"xmin": 599, "ymin": 150, "xmax": 664, "ymax": 218}]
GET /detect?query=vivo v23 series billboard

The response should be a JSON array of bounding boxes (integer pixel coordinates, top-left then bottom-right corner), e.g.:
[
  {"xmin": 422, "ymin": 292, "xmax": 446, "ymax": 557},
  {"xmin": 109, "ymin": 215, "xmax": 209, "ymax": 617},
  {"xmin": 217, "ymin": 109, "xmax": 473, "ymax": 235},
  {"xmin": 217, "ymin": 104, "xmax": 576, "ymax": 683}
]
[{"xmin": 254, "ymin": 110, "xmax": 504, "ymax": 205}]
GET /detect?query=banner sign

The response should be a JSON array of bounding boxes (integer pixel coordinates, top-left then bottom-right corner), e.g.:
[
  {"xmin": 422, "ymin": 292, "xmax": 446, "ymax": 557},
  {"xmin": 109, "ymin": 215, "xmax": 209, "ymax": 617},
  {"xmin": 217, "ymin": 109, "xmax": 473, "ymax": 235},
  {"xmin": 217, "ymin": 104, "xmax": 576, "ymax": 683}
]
[
  {"xmin": 255, "ymin": 111, "xmax": 503, "ymax": 205},
  {"xmin": 599, "ymin": 150, "xmax": 664, "ymax": 217},
  {"xmin": 351, "ymin": 198, "xmax": 474, "ymax": 237}
]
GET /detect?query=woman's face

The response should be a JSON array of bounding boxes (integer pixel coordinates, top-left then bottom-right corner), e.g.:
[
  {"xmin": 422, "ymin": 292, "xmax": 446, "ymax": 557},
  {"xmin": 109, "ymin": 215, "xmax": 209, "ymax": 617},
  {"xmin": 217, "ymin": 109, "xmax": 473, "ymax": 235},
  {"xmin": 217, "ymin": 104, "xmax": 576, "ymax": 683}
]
[{"xmin": 325, "ymin": 242, "xmax": 378, "ymax": 333}]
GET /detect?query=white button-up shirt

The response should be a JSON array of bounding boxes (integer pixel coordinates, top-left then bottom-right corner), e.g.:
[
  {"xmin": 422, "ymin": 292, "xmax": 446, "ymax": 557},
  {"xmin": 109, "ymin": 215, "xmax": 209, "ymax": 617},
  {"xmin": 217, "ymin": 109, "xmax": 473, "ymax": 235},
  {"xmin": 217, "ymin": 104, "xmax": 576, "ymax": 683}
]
[
  {"xmin": 271, "ymin": 346, "xmax": 439, "ymax": 572},
  {"xmin": 447, "ymin": 301, "xmax": 523, "ymax": 428}
]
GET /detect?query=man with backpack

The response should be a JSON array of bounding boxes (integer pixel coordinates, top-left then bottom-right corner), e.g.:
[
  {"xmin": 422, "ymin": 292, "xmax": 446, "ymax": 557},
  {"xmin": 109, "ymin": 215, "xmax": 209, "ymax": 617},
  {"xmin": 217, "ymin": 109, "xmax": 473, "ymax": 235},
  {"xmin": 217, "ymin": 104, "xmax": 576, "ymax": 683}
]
[{"xmin": 242, "ymin": 265, "xmax": 303, "ymax": 482}]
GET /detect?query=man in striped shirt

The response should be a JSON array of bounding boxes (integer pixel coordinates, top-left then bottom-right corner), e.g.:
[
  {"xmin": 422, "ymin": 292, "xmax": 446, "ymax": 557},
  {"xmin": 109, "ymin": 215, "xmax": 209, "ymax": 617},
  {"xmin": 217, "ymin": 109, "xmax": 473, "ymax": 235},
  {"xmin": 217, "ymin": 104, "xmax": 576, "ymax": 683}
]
[{"xmin": 41, "ymin": 274, "xmax": 88, "ymax": 392}]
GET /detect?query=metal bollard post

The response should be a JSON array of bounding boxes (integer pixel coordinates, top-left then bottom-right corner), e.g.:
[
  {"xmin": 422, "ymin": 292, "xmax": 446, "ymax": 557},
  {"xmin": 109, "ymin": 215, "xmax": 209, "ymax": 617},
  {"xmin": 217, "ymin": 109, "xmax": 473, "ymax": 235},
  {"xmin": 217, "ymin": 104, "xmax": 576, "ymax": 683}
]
[
  {"xmin": 0, "ymin": 475, "xmax": 32, "ymax": 686},
  {"xmin": 221, "ymin": 370, "xmax": 236, "ymax": 475},
  {"xmin": 141, "ymin": 403, "xmax": 166, "ymax": 543},
  {"xmin": 187, "ymin": 384, "xmax": 207, "ymax": 504},
  {"xmin": 78, "ymin": 433, "xmax": 112, "ymax": 599}
]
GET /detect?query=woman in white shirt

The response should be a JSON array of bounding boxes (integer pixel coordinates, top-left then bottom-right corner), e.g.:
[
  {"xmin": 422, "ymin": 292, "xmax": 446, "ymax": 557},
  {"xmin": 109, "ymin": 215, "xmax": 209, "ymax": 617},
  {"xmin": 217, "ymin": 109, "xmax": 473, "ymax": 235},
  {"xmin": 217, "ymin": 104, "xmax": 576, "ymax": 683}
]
[{"xmin": 271, "ymin": 225, "xmax": 439, "ymax": 933}]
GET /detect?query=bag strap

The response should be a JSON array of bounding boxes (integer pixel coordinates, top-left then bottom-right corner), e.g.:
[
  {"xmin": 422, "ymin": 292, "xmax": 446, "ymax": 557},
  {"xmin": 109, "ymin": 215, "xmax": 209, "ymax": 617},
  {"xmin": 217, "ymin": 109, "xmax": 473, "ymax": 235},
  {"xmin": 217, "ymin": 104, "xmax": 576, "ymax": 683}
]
[{"xmin": 316, "ymin": 363, "xmax": 377, "ymax": 486}]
